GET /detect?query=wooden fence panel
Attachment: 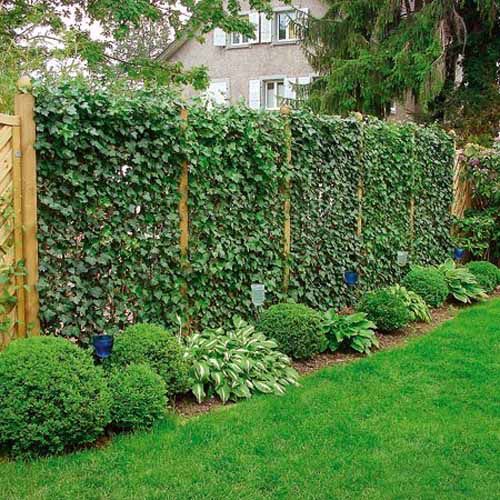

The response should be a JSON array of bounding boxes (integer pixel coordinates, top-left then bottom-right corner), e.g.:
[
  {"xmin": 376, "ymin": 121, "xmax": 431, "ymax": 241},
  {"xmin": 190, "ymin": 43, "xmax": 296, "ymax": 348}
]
[{"xmin": 0, "ymin": 113, "xmax": 26, "ymax": 346}]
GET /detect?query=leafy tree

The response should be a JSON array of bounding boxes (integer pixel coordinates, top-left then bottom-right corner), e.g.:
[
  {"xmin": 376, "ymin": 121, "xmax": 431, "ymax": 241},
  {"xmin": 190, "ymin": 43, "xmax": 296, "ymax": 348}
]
[
  {"xmin": 0, "ymin": 0, "xmax": 281, "ymax": 111},
  {"xmin": 302, "ymin": 0, "xmax": 499, "ymax": 145}
]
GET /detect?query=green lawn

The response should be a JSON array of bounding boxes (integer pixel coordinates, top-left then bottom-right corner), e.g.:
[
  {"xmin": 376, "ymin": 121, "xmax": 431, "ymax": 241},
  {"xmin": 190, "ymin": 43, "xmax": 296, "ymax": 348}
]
[{"xmin": 1, "ymin": 299, "xmax": 499, "ymax": 500}]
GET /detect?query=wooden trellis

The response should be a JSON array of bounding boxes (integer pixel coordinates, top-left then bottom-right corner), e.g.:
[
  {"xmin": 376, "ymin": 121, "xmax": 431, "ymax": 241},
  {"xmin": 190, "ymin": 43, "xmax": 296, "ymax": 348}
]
[{"xmin": 0, "ymin": 77, "xmax": 40, "ymax": 347}]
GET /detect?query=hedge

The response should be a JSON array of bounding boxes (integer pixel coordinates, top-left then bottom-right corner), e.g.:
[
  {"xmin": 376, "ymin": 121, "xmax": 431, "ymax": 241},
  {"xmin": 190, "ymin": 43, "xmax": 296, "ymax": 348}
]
[{"xmin": 35, "ymin": 80, "xmax": 454, "ymax": 341}]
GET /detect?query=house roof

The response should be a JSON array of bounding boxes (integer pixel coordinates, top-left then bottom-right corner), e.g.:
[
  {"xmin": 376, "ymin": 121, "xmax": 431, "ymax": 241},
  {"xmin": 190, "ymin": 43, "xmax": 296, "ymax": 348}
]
[{"xmin": 156, "ymin": 34, "xmax": 190, "ymax": 61}]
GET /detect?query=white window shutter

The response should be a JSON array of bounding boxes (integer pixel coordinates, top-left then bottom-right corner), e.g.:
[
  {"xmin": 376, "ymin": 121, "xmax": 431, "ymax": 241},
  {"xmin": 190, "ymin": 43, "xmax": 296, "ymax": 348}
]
[
  {"xmin": 213, "ymin": 28, "xmax": 226, "ymax": 46},
  {"xmin": 249, "ymin": 12, "xmax": 260, "ymax": 43},
  {"xmin": 260, "ymin": 13, "xmax": 272, "ymax": 43},
  {"xmin": 284, "ymin": 77, "xmax": 297, "ymax": 100},
  {"xmin": 248, "ymin": 79, "xmax": 261, "ymax": 109},
  {"xmin": 208, "ymin": 81, "xmax": 229, "ymax": 105}
]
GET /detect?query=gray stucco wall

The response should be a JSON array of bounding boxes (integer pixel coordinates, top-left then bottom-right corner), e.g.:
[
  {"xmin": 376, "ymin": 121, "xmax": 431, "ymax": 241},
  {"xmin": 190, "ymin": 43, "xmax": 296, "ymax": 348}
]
[{"xmin": 168, "ymin": 0, "xmax": 328, "ymax": 105}]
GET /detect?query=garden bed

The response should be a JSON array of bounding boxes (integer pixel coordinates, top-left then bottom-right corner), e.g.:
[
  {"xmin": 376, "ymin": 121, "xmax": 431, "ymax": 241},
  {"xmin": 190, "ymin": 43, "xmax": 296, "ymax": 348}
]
[{"xmin": 173, "ymin": 291, "xmax": 498, "ymax": 417}]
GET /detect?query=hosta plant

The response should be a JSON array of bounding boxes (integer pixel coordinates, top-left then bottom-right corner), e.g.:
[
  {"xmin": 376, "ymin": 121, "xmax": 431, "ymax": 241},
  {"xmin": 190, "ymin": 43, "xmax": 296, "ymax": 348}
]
[
  {"xmin": 437, "ymin": 259, "xmax": 487, "ymax": 303},
  {"xmin": 324, "ymin": 311, "xmax": 379, "ymax": 355},
  {"xmin": 183, "ymin": 318, "xmax": 299, "ymax": 404},
  {"xmin": 387, "ymin": 285, "xmax": 432, "ymax": 323}
]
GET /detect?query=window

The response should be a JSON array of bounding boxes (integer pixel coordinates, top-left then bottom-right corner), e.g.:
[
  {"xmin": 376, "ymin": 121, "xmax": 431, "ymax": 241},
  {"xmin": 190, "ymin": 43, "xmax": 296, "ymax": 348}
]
[
  {"xmin": 265, "ymin": 80, "xmax": 285, "ymax": 109},
  {"xmin": 231, "ymin": 16, "xmax": 250, "ymax": 45},
  {"xmin": 277, "ymin": 11, "xmax": 298, "ymax": 41}
]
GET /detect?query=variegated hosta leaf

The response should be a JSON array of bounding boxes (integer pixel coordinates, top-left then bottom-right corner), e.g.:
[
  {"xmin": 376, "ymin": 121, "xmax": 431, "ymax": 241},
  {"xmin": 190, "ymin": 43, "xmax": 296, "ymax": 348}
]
[{"xmin": 184, "ymin": 316, "xmax": 299, "ymax": 404}]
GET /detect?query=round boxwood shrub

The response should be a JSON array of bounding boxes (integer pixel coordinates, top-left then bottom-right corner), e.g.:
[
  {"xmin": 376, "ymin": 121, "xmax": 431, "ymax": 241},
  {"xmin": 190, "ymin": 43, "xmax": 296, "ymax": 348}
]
[
  {"xmin": 465, "ymin": 261, "xmax": 499, "ymax": 293},
  {"xmin": 109, "ymin": 323, "xmax": 189, "ymax": 397},
  {"xmin": 358, "ymin": 288, "xmax": 410, "ymax": 332},
  {"xmin": 256, "ymin": 303, "xmax": 326, "ymax": 359},
  {"xmin": 0, "ymin": 337, "xmax": 111, "ymax": 458},
  {"xmin": 109, "ymin": 364, "xmax": 167, "ymax": 431},
  {"xmin": 402, "ymin": 267, "xmax": 449, "ymax": 307}
]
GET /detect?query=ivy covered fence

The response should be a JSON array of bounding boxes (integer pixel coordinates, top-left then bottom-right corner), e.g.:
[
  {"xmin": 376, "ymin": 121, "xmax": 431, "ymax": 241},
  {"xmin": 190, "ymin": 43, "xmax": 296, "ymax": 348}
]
[{"xmin": 35, "ymin": 80, "xmax": 454, "ymax": 342}]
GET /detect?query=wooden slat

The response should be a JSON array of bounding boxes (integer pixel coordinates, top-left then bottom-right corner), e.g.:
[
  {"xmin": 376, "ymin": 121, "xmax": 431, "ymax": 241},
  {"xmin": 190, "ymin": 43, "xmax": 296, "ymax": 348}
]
[
  {"xmin": 0, "ymin": 175, "xmax": 13, "ymax": 202},
  {"xmin": 11, "ymin": 125, "xmax": 25, "ymax": 337},
  {"xmin": 0, "ymin": 126, "xmax": 12, "ymax": 151},
  {"xmin": 0, "ymin": 113, "xmax": 21, "ymax": 127}
]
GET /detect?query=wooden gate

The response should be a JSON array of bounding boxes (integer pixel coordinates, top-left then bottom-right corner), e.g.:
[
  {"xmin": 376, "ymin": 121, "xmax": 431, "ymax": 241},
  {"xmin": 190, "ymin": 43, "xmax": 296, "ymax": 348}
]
[{"xmin": 0, "ymin": 77, "xmax": 40, "ymax": 348}]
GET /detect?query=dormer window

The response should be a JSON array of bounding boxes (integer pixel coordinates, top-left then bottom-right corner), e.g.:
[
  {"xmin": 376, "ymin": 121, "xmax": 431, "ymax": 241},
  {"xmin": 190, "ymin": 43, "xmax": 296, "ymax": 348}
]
[{"xmin": 277, "ymin": 11, "xmax": 298, "ymax": 41}]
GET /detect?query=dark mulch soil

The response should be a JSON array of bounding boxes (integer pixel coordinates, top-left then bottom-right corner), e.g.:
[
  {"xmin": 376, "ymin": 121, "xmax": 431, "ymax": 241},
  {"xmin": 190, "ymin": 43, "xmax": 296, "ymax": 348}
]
[{"xmin": 173, "ymin": 290, "xmax": 499, "ymax": 418}]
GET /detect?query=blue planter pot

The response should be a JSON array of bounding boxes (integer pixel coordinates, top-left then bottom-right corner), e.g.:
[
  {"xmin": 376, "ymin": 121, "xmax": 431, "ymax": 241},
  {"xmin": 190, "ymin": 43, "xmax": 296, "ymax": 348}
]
[
  {"xmin": 453, "ymin": 247, "xmax": 465, "ymax": 260},
  {"xmin": 344, "ymin": 271, "xmax": 358, "ymax": 287},
  {"xmin": 92, "ymin": 335, "xmax": 114, "ymax": 359}
]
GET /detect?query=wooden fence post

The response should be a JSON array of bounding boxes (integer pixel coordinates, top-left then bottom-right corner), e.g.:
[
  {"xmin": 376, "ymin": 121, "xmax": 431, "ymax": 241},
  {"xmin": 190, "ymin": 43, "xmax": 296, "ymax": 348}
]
[
  {"xmin": 178, "ymin": 106, "xmax": 190, "ymax": 332},
  {"xmin": 14, "ymin": 76, "xmax": 40, "ymax": 335},
  {"xmin": 280, "ymin": 105, "xmax": 292, "ymax": 295}
]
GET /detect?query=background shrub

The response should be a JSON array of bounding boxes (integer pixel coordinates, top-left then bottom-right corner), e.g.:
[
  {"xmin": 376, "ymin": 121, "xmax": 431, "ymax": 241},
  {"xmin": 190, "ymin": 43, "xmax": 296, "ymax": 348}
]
[
  {"xmin": 257, "ymin": 303, "xmax": 326, "ymax": 359},
  {"xmin": 0, "ymin": 337, "xmax": 110, "ymax": 458},
  {"xmin": 402, "ymin": 267, "xmax": 449, "ymax": 307},
  {"xmin": 466, "ymin": 261, "xmax": 499, "ymax": 293},
  {"xmin": 109, "ymin": 364, "xmax": 167, "ymax": 431},
  {"xmin": 184, "ymin": 317, "xmax": 299, "ymax": 403},
  {"xmin": 108, "ymin": 324, "xmax": 189, "ymax": 397},
  {"xmin": 358, "ymin": 288, "xmax": 410, "ymax": 332}
]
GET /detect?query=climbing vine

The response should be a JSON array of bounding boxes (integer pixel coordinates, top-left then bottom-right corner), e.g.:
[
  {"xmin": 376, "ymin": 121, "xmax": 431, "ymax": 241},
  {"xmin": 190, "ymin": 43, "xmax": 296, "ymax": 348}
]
[{"xmin": 35, "ymin": 80, "xmax": 454, "ymax": 341}]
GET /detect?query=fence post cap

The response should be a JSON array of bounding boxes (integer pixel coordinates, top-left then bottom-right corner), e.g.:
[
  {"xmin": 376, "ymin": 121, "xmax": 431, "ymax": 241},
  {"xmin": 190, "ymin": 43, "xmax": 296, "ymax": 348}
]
[
  {"xmin": 280, "ymin": 104, "xmax": 291, "ymax": 116},
  {"xmin": 352, "ymin": 112, "xmax": 363, "ymax": 122},
  {"xmin": 17, "ymin": 76, "xmax": 32, "ymax": 93}
]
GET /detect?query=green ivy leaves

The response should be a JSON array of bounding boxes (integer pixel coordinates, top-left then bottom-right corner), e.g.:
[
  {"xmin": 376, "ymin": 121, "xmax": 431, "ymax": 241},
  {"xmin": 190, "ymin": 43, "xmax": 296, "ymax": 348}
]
[{"xmin": 34, "ymin": 80, "xmax": 454, "ymax": 341}]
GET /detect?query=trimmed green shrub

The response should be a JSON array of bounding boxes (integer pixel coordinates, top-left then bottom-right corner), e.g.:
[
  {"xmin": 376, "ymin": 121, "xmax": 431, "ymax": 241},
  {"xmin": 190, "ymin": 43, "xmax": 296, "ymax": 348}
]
[
  {"xmin": 402, "ymin": 267, "xmax": 449, "ymax": 307},
  {"xmin": 257, "ymin": 303, "xmax": 326, "ymax": 359},
  {"xmin": 466, "ymin": 261, "xmax": 499, "ymax": 293},
  {"xmin": 358, "ymin": 288, "xmax": 410, "ymax": 332},
  {"xmin": 109, "ymin": 364, "xmax": 167, "ymax": 431},
  {"xmin": 108, "ymin": 323, "xmax": 189, "ymax": 397},
  {"xmin": 184, "ymin": 317, "xmax": 299, "ymax": 404},
  {"xmin": 0, "ymin": 337, "xmax": 110, "ymax": 458},
  {"xmin": 437, "ymin": 259, "xmax": 487, "ymax": 303},
  {"xmin": 387, "ymin": 285, "xmax": 432, "ymax": 323},
  {"xmin": 324, "ymin": 311, "xmax": 379, "ymax": 355}
]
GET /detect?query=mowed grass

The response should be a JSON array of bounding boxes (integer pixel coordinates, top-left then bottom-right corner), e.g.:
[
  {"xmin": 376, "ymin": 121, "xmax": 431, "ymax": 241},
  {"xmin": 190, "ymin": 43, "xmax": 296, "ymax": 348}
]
[{"xmin": 1, "ymin": 299, "xmax": 499, "ymax": 500}]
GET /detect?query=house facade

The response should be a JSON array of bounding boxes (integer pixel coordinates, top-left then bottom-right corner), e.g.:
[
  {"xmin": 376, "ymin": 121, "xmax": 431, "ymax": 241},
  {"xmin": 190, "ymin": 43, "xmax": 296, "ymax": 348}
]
[{"xmin": 160, "ymin": 0, "xmax": 328, "ymax": 110}]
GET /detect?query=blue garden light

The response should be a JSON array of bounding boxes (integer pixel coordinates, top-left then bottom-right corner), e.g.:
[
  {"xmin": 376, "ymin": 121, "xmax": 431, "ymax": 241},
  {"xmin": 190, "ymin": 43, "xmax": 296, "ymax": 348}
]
[
  {"xmin": 343, "ymin": 271, "xmax": 358, "ymax": 287},
  {"xmin": 453, "ymin": 247, "xmax": 465, "ymax": 260},
  {"xmin": 92, "ymin": 334, "xmax": 114, "ymax": 360}
]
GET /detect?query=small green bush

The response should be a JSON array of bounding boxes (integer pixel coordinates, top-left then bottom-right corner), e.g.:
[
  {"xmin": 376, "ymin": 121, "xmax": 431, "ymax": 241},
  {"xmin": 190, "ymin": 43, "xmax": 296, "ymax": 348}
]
[
  {"xmin": 358, "ymin": 288, "xmax": 410, "ymax": 332},
  {"xmin": 466, "ymin": 261, "xmax": 499, "ymax": 293},
  {"xmin": 402, "ymin": 267, "xmax": 449, "ymax": 307},
  {"xmin": 0, "ymin": 337, "xmax": 111, "ymax": 458},
  {"xmin": 108, "ymin": 323, "xmax": 189, "ymax": 397},
  {"xmin": 184, "ymin": 317, "xmax": 299, "ymax": 404},
  {"xmin": 109, "ymin": 364, "xmax": 167, "ymax": 431},
  {"xmin": 257, "ymin": 303, "xmax": 326, "ymax": 359}
]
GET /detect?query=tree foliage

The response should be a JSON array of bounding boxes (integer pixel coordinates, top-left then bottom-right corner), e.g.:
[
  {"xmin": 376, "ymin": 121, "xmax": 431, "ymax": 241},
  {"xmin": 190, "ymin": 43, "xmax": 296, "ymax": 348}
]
[
  {"xmin": 302, "ymin": 0, "xmax": 499, "ymax": 144},
  {"xmin": 0, "ymin": 0, "xmax": 282, "ymax": 111}
]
